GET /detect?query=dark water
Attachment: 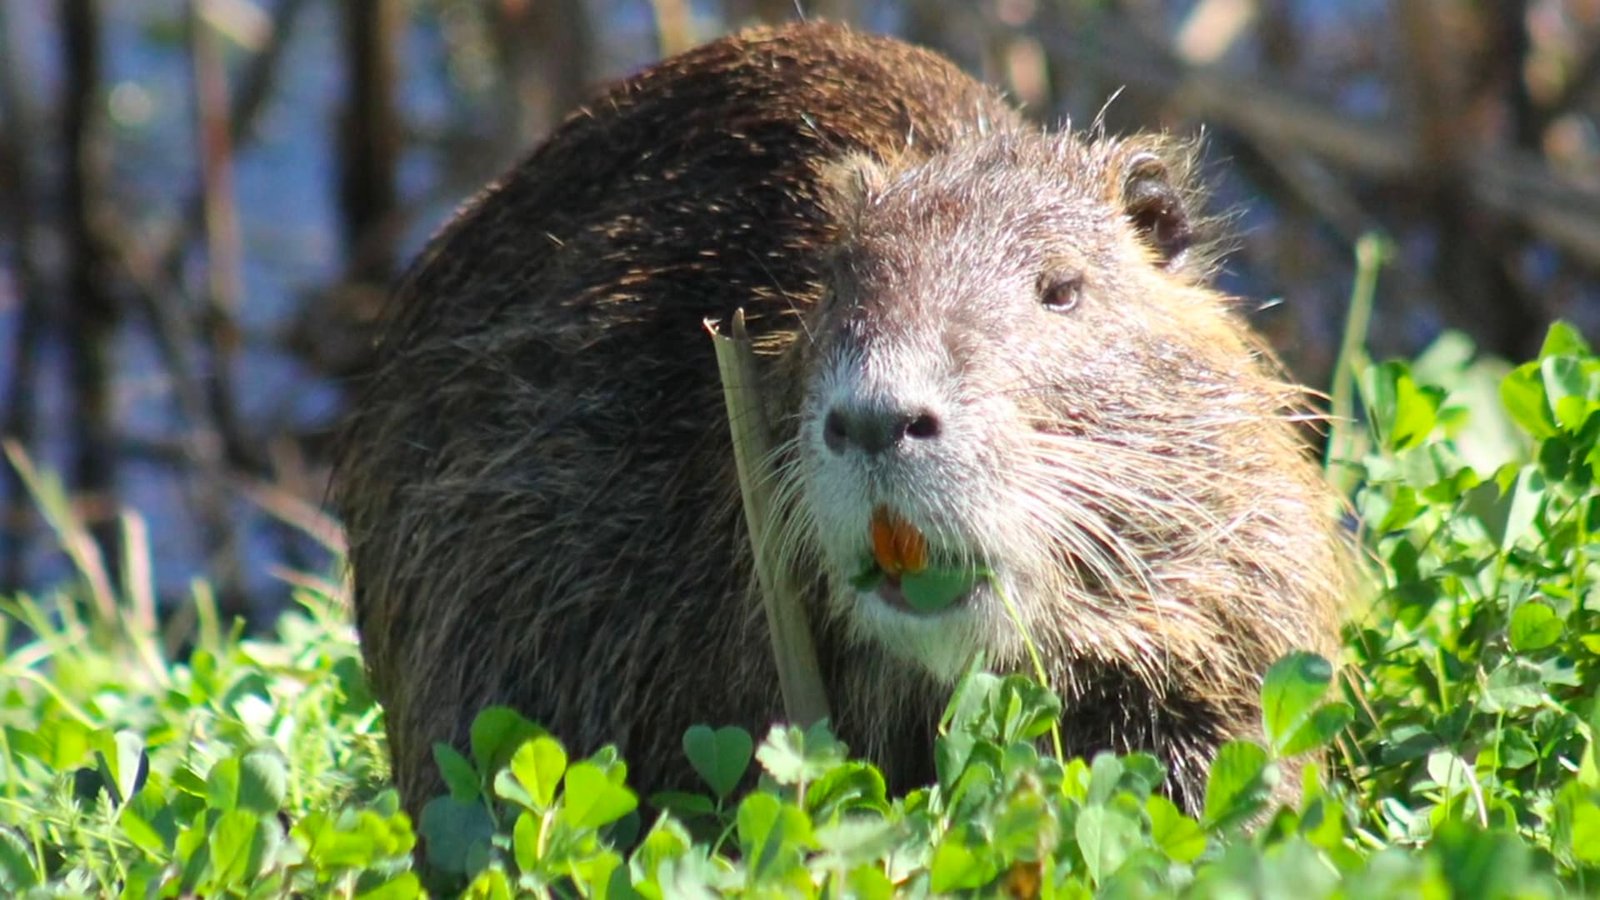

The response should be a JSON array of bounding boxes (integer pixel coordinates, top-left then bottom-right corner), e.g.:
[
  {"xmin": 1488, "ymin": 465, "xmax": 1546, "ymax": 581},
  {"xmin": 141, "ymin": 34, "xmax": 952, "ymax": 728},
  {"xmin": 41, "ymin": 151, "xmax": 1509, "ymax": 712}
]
[{"xmin": 0, "ymin": 0, "xmax": 684, "ymax": 606}]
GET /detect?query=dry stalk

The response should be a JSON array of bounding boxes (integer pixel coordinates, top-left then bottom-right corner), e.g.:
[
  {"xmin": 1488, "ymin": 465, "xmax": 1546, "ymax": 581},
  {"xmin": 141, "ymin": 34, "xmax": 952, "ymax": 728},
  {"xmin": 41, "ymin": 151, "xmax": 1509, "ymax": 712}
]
[{"xmin": 707, "ymin": 310, "xmax": 832, "ymax": 728}]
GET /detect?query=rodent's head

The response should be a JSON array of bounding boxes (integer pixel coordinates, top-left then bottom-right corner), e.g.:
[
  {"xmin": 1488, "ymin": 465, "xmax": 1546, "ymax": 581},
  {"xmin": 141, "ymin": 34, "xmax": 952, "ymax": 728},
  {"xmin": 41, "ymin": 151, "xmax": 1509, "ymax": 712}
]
[{"xmin": 786, "ymin": 130, "xmax": 1324, "ymax": 683}]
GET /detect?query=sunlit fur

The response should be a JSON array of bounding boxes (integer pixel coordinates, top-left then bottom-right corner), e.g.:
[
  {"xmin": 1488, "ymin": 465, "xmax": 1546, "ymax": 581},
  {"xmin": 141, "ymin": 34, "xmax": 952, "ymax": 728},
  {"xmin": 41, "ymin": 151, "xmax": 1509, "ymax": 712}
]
[
  {"xmin": 335, "ymin": 21, "xmax": 1352, "ymax": 825},
  {"xmin": 763, "ymin": 131, "xmax": 1350, "ymax": 805}
]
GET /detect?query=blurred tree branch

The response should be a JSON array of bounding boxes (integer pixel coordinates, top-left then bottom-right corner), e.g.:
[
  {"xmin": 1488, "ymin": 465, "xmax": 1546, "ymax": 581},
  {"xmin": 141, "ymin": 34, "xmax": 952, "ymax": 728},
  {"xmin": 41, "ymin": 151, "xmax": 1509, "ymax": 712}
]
[
  {"xmin": 61, "ymin": 0, "xmax": 120, "ymax": 589},
  {"xmin": 1399, "ymin": 0, "xmax": 1539, "ymax": 355},
  {"xmin": 341, "ymin": 0, "xmax": 403, "ymax": 286},
  {"xmin": 0, "ymin": 0, "xmax": 45, "ymax": 590},
  {"xmin": 186, "ymin": 0, "xmax": 251, "ymax": 615}
]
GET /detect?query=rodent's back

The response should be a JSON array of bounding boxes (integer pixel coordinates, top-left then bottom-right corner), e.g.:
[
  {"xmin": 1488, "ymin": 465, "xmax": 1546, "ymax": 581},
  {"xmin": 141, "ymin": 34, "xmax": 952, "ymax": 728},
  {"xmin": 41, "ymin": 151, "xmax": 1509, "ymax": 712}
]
[{"xmin": 334, "ymin": 22, "xmax": 1025, "ymax": 817}]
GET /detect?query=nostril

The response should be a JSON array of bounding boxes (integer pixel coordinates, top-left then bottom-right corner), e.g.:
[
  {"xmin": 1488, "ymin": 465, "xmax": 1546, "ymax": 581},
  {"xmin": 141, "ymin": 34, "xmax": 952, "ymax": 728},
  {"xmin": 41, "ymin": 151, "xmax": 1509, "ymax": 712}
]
[
  {"xmin": 823, "ymin": 408, "xmax": 849, "ymax": 453},
  {"xmin": 823, "ymin": 403, "xmax": 941, "ymax": 455},
  {"xmin": 904, "ymin": 411, "xmax": 941, "ymax": 441}
]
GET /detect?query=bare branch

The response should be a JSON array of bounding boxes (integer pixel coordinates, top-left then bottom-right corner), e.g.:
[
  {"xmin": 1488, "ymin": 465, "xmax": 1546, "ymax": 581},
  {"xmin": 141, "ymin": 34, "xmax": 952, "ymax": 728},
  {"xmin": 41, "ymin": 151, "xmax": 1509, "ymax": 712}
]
[{"xmin": 61, "ymin": 0, "xmax": 120, "ymax": 586}]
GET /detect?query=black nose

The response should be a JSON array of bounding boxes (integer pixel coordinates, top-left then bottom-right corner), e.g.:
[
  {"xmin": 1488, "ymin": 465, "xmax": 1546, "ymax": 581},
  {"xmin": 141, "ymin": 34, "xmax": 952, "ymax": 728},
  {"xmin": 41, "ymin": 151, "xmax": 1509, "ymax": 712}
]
[{"xmin": 822, "ymin": 402, "xmax": 942, "ymax": 455}]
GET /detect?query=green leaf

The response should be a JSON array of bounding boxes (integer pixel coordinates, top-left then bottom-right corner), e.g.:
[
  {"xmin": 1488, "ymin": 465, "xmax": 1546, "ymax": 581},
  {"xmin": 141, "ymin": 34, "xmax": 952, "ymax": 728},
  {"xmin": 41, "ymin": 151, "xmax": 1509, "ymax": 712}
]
[
  {"xmin": 928, "ymin": 829, "xmax": 994, "ymax": 893},
  {"xmin": 433, "ymin": 742, "xmax": 481, "ymax": 803},
  {"xmin": 469, "ymin": 706, "xmax": 544, "ymax": 777},
  {"xmin": 573, "ymin": 851, "xmax": 635, "ymax": 900},
  {"xmin": 1278, "ymin": 703, "xmax": 1355, "ymax": 758},
  {"xmin": 510, "ymin": 735, "xmax": 567, "ymax": 809},
  {"xmin": 207, "ymin": 756, "xmax": 241, "ymax": 812},
  {"xmin": 561, "ymin": 761, "xmax": 638, "ymax": 830},
  {"xmin": 1261, "ymin": 652, "xmax": 1336, "ymax": 757},
  {"xmin": 38, "ymin": 715, "xmax": 91, "ymax": 772},
  {"xmin": 205, "ymin": 749, "xmax": 286, "ymax": 815},
  {"xmin": 814, "ymin": 818, "xmax": 901, "ymax": 869},
  {"xmin": 296, "ymin": 807, "xmax": 414, "ymax": 869},
  {"xmin": 236, "ymin": 748, "xmax": 288, "ymax": 814},
  {"xmin": 1542, "ymin": 356, "xmax": 1598, "ymax": 432},
  {"xmin": 900, "ymin": 567, "xmax": 986, "ymax": 613},
  {"xmin": 1567, "ymin": 794, "xmax": 1600, "ymax": 865},
  {"xmin": 1203, "ymin": 740, "xmax": 1274, "ymax": 829},
  {"xmin": 755, "ymin": 720, "xmax": 847, "ymax": 786},
  {"xmin": 681, "ymin": 725, "xmax": 752, "ymax": 800},
  {"xmin": 849, "ymin": 561, "xmax": 883, "ymax": 591},
  {"xmin": 1478, "ymin": 466, "xmax": 1546, "ymax": 552},
  {"xmin": 1146, "ymin": 794, "xmax": 1207, "ymax": 862},
  {"xmin": 1508, "ymin": 601, "xmax": 1563, "ymax": 652},
  {"xmin": 206, "ymin": 809, "xmax": 265, "ymax": 888},
  {"xmin": 121, "ymin": 806, "xmax": 169, "ymax": 856},
  {"xmin": 845, "ymin": 865, "xmax": 894, "ymax": 900},
  {"xmin": 806, "ymin": 761, "xmax": 888, "ymax": 817},
  {"xmin": 647, "ymin": 790, "xmax": 716, "ymax": 819},
  {"xmin": 1481, "ymin": 660, "xmax": 1546, "ymax": 712},
  {"xmin": 512, "ymin": 810, "xmax": 542, "ymax": 874},
  {"xmin": 1376, "ymin": 486, "xmax": 1423, "ymax": 532},
  {"xmin": 1362, "ymin": 362, "xmax": 1440, "ymax": 450},
  {"xmin": 993, "ymin": 674, "xmax": 1062, "ymax": 743},
  {"xmin": 632, "ymin": 817, "xmax": 693, "ymax": 884},
  {"xmin": 1540, "ymin": 320, "xmax": 1592, "ymax": 358},
  {"xmin": 1429, "ymin": 821, "xmax": 1543, "ymax": 900},
  {"xmin": 736, "ymin": 792, "xmax": 812, "ymax": 885},
  {"xmin": 3, "ymin": 726, "xmax": 47, "ymax": 769},
  {"xmin": 1501, "ymin": 362, "xmax": 1559, "ymax": 439},
  {"xmin": 465, "ymin": 866, "xmax": 514, "ymax": 900},
  {"xmin": 1581, "ymin": 701, "xmax": 1600, "ymax": 790},
  {"xmin": 1075, "ymin": 804, "xmax": 1139, "ymax": 884},
  {"xmin": 1086, "ymin": 753, "xmax": 1124, "ymax": 806},
  {"xmin": 99, "ymin": 730, "xmax": 149, "ymax": 806},
  {"xmin": 1424, "ymin": 750, "xmax": 1474, "ymax": 799},
  {"xmin": 1119, "ymin": 753, "xmax": 1167, "ymax": 796},
  {"xmin": 356, "ymin": 873, "xmax": 424, "ymax": 900},
  {"xmin": 0, "ymin": 827, "xmax": 39, "ymax": 892},
  {"xmin": 419, "ymin": 795, "xmax": 495, "ymax": 876}
]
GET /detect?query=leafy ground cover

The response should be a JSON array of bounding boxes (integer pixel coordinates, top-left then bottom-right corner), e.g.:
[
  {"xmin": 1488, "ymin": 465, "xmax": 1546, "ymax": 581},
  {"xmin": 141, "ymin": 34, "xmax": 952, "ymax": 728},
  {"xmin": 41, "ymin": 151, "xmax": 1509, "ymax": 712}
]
[{"xmin": 2, "ymin": 307, "xmax": 1598, "ymax": 896}]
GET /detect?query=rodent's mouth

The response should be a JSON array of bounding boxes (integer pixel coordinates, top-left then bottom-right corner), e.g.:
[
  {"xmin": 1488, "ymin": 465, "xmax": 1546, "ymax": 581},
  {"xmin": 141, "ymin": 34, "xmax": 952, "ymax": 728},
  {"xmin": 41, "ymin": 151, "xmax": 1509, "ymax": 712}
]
[
  {"xmin": 850, "ymin": 505, "xmax": 990, "ymax": 615},
  {"xmin": 858, "ymin": 567, "xmax": 985, "ymax": 615}
]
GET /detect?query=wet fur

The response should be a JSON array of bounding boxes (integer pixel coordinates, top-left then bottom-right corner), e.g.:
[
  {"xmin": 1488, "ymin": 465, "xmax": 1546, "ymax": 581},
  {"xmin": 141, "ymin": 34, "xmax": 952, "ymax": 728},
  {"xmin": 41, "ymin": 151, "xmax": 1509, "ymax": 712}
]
[{"xmin": 334, "ymin": 21, "xmax": 1349, "ymax": 822}]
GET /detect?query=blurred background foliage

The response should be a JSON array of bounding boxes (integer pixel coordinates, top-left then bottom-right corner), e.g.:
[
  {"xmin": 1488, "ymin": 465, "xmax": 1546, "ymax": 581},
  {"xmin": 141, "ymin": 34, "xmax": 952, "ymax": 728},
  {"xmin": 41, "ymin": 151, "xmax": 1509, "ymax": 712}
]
[{"xmin": 0, "ymin": 0, "xmax": 1597, "ymax": 619}]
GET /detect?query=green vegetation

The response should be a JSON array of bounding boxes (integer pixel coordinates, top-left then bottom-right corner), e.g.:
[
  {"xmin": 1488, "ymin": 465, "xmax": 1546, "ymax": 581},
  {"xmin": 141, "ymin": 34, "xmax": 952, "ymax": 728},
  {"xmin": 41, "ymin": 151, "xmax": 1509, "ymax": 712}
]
[{"xmin": 2, "ymin": 314, "xmax": 1598, "ymax": 897}]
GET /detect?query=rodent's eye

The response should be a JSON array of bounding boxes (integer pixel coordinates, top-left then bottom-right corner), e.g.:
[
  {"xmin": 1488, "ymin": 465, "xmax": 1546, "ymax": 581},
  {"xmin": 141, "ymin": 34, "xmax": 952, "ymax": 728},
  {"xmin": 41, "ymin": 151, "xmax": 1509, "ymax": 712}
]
[{"xmin": 1038, "ymin": 273, "xmax": 1084, "ymax": 313}]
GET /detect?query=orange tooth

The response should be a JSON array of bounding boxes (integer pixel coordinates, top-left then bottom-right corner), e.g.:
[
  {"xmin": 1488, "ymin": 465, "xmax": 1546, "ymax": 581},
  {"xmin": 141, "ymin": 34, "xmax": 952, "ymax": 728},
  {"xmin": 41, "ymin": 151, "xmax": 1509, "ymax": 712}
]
[{"xmin": 870, "ymin": 506, "xmax": 928, "ymax": 576}]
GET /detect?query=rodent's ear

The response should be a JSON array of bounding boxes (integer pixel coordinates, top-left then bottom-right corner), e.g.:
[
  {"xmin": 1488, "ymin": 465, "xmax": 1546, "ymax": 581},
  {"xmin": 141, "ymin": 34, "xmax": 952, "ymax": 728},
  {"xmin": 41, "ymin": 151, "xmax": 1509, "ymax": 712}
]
[
  {"xmin": 1115, "ymin": 147, "xmax": 1197, "ymax": 271},
  {"xmin": 816, "ymin": 152, "xmax": 891, "ymax": 222}
]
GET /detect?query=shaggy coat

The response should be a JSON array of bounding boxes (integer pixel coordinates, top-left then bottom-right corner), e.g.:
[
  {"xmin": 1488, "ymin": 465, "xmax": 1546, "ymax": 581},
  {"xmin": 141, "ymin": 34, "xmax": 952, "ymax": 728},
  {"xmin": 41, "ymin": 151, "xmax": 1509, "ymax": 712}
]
[{"xmin": 334, "ymin": 21, "xmax": 1349, "ymax": 822}]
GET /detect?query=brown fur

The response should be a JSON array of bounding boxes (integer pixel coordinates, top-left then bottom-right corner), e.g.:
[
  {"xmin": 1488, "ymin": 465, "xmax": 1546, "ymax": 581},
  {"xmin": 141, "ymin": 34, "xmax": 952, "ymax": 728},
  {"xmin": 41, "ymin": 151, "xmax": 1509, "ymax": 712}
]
[{"xmin": 334, "ymin": 21, "xmax": 1349, "ymax": 822}]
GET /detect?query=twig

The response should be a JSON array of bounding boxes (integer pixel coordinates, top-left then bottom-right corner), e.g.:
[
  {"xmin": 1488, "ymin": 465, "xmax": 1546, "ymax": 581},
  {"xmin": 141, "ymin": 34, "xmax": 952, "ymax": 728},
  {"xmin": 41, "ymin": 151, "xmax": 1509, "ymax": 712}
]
[
  {"xmin": 1326, "ymin": 234, "xmax": 1388, "ymax": 494},
  {"xmin": 142, "ymin": 0, "xmax": 311, "ymax": 287},
  {"xmin": 109, "ymin": 0, "xmax": 310, "ymax": 477},
  {"xmin": 1490, "ymin": 0, "xmax": 1538, "ymax": 150},
  {"xmin": 1175, "ymin": 0, "xmax": 1255, "ymax": 65},
  {"xmin": 340, "ymin": 0, "xmax": 403, "ymax": 284},
  {"xmin": 61, "ymin": 0, "xmax": 120, "ymax": 590},
  {"xmin": 190, "ymin": 1, "xmax": 252, "ymax": 466},
  {"xmin": 186, "ymin": 0, "xmax": 249, "ymax": 614},
  {"xmin": 0, "ymin": 0, "xmax": 46, "ymax": 591},
  {"xmin": 1396, "ymin": 0, "xmax": 1539, "ymax": 355},
  {"xmin": 649, "ymin": 0, "xmax": 695, "ymax": 56},
  {"xmin": 482, "ymin": 0, "xmax": 594, "ymax": 158},
  {"xmin": 707, "ymin": 311, "xmax": 831, "ymax": 727}
]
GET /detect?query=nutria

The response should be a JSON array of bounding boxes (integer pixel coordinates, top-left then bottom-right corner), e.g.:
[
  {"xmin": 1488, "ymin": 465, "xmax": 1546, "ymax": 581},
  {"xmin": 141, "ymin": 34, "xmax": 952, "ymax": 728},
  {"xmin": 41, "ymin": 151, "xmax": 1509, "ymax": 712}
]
[{"xmin": 334, "ymin": 20, "xmax": 1349, "ymax": 822}]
